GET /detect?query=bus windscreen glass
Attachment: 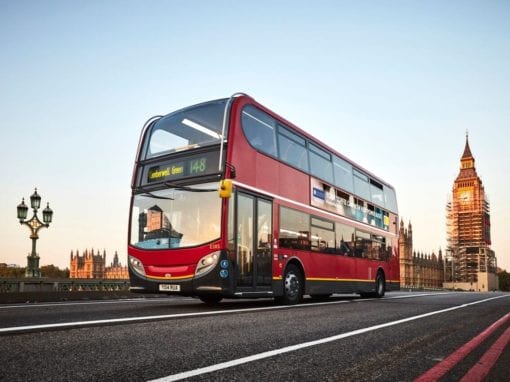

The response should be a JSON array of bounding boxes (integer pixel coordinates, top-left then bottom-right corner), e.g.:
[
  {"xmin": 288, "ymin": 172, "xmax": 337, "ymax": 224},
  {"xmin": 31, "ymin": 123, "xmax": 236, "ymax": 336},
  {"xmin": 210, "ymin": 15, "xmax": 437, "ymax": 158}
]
[
  {"xmin": 130, "ymin": 182, "xmax": 221, "ymax": 250},
  {"xmin": 144, "ymin": 99, "xmax": 228, "ymax": 159}
]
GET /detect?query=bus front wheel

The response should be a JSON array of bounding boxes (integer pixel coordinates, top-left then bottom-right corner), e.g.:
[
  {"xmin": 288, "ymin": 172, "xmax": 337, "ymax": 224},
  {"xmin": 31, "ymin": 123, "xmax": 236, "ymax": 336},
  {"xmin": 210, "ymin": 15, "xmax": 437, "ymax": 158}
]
[{"xmin": 276, "ymin": 264, "xmax": 303, "ymax": 305}]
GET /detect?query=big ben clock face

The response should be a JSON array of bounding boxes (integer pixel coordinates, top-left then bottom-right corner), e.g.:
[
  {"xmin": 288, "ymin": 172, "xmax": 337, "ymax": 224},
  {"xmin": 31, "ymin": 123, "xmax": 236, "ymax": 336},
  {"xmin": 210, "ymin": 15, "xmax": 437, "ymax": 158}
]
[{"xmin": 460, "ymin": 190, "xmax": 472, "ymax": 203}]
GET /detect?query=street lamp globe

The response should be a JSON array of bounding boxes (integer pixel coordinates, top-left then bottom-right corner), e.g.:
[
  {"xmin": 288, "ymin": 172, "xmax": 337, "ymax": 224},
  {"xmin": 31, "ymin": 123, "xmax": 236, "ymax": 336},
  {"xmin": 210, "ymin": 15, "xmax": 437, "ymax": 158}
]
[
  {"xmin": 17, "ymin": 198, "xmax": 28, "ymax": 221},
  {"xmin": 43, "ymin": 203, "xmax": 53, "ymax": 224},
  {"xmin": 30, "ymin": 188, "xmax": 41, "ymax": 210}
]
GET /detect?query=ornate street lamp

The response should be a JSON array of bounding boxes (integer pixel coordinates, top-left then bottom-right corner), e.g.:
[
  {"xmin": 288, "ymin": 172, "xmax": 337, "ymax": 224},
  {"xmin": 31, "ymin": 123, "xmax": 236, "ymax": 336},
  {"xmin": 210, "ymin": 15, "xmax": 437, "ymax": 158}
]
[{"xmin": 17, "ymin": 188, "xmax": 54, "ymax": 278}]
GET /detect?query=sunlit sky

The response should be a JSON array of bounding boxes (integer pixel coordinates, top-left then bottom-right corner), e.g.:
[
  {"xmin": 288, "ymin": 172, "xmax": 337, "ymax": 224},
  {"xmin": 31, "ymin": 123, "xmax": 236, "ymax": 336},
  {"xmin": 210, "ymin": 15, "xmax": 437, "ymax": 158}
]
[{"xmin": 1, "ymin": 1, "xmax": 509, "ymax": 271}]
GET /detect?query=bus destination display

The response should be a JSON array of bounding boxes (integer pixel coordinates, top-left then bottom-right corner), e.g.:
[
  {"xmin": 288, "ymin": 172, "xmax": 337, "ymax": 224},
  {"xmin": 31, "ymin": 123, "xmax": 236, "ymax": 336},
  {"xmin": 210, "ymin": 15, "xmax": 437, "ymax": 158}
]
[{"xmin": 144, "ymin": 150, "xmax": 220, "ymax": 184}]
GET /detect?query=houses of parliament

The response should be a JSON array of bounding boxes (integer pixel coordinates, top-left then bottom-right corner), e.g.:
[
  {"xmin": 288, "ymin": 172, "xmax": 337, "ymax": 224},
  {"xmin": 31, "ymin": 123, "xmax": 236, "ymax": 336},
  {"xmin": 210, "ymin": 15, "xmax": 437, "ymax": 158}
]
[
  {"xmin": 399, "ymin": 134, "xmax": 498, "ymax": 291},
  {"xmin": 69, "ymin": 249, "xmax": 128, "ymax": 279}
]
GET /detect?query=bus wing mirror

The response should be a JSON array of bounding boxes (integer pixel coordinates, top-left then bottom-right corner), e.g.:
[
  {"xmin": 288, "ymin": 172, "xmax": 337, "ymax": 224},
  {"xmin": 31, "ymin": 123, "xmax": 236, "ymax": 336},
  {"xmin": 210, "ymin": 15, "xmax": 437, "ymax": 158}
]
[{"xmin": 219, "ymin": 179, "xmax": 233, "ymax": 199}]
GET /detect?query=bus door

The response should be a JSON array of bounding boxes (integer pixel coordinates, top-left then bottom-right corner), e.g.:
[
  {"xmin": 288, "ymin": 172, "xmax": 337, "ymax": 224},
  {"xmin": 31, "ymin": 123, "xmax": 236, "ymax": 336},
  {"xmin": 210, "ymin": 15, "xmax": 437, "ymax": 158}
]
[{"xmin": 236, "ymin": 192, "xmax": 273, "ymax": 290}]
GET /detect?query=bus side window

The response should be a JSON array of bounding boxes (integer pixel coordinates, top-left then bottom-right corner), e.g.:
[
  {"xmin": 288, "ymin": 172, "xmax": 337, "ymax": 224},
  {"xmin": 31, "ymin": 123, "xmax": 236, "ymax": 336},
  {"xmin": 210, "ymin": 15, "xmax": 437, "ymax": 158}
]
[
  {"xmin": 336, "ymin": 222, "xmax": 354, "ymax": 256},
  {"xmin": 371, "ymin": 237, "xmax": 382, "ymax": 260},
  {"xmin": 278, "ymin": 125, "xmax": 309, "ymax": 172},
  {"xmin": 279, "ymin": 207, "xmax": 310, "ymax": 250},
  {"xmin": 241, "ymin": 106, "xmax": 277, "ymax": 157},
  {"xmin": 311, "ymin": 227, "xmax": 335, "ymax": 253},
  {"xmin": 355, "ymin": 230, "xmax": 371, "ymax": 258},
  {"xmin": 311, "ymin": 217, "xmax": 335, "ymax": 253}
]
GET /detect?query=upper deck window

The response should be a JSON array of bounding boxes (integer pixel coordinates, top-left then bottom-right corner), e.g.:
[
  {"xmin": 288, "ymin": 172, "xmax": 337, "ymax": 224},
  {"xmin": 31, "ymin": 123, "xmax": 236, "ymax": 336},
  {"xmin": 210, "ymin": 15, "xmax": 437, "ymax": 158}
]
[
  {"xmin": 144, "ymin": 99, "xmax": 227, "ymax": 159},
  {"xmin": 238, "ymin": 102, "xmax": 398, "ymax": 214},
  {"xmin": 353, "ymin": 168, "xmax": 371, "ymax": 201},
  {"xmin": 278, "ymin": 126, "xmax": 309, "ymax": 172},
  {"xmin": 384, "ymin": 187, "xmax": 398, "ymax": 213},
  {"xmin": 309, "ymin": 143, "xmax": 333, "ymax": 184},
  {"xmin": 333, "ymin": 155, "xmax": 354, "ymax": 193},
  {"xmin": 241, "ymin": 105, "xmax": 277, "ymax": 156},
  {"xmin": 370, "ymin": 178, "xmax": 384, "ymax": 207}
]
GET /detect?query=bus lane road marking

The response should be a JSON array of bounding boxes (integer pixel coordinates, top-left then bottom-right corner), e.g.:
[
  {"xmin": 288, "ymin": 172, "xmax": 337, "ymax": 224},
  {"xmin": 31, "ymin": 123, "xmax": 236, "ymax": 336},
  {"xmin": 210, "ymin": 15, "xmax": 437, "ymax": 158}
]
[
  {"xmin": 461, "ymin": 324, "xmax": 510, "ymax": 381},
  {"xmin": 415, "ymin": 311, "xmax": 510, "ymax": 382},
  {"xmin": 149, "ymin": 295, "xmax": 510, "ymax": 382},
  {"xmin": 0, "ymin": 297, "xmax": 196, "ymax": 310},
  {"xmin": 0, "ymin": 292, "xmax": 445, "ymax": 334}
]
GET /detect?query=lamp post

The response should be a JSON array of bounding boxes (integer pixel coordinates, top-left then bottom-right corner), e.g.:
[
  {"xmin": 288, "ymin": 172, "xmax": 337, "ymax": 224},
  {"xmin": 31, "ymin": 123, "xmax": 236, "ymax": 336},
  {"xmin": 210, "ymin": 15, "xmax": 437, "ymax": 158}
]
[{"xmin": 17, "ymin": 188, "xmax": 53, "ymax": 278}]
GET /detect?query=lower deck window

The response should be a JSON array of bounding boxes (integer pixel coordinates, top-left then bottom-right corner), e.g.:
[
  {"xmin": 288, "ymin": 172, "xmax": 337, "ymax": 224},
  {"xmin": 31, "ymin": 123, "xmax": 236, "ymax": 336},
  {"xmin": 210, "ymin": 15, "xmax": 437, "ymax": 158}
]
[
  {"xmin": 279, "ymin": 206, "xmax": 394, "ymax": 260},
  {"xmin": 279, "ymin": 207, "xmax": 310, "ymax": 250}
]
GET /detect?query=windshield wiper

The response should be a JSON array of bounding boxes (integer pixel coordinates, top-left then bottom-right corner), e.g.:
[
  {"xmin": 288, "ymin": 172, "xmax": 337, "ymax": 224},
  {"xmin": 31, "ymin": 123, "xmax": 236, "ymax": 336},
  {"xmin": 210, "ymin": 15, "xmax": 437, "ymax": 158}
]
[
  {"xmin": 134, "ymin": 184, "xmax": 175, "ymax": 200},
  {"xmin": 140, "ymin": 192, "xmax": 174, "ymax": 200},
  {"xmin": 134, "ymin": 183, "xmax": 217, "ymax": 198},
  {"xmin": 164, "ymin": 182, "xmax": 217, "ymax": 192}
]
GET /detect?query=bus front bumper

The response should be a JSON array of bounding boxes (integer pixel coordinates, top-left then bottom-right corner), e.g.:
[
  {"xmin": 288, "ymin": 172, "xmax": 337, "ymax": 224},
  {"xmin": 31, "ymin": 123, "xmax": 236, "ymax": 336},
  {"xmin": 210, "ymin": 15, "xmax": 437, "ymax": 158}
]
[{"xmin": 128, "ymin": 259, "xmax": 235, "ymax": 297}]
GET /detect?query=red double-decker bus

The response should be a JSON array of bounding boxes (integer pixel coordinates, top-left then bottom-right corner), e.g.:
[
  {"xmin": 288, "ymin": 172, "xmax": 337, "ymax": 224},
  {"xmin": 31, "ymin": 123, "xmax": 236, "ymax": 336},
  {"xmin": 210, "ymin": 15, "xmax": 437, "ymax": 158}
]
[{"xmin": 128, "ymin": 93, "xmax": 399, "ymax": 304}]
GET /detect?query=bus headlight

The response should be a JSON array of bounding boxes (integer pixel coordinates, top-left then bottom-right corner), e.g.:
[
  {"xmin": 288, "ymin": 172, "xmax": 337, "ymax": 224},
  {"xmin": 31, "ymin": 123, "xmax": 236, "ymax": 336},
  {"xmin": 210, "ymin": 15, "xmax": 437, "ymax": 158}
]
[
  {"xmin": 129, "ymin": 255, "xmax": 146, "ymax": 277},
  {"xmin": 195, "ymin": 252, "xmax": 220, "ymax": 277}
]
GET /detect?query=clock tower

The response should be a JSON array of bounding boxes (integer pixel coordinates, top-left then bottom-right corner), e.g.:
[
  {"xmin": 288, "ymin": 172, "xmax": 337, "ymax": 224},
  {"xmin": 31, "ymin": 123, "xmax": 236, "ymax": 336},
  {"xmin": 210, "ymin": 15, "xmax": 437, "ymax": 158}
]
[{"xmin": 445, "ymin": 133, "xmax": 497, "ymax": 290}]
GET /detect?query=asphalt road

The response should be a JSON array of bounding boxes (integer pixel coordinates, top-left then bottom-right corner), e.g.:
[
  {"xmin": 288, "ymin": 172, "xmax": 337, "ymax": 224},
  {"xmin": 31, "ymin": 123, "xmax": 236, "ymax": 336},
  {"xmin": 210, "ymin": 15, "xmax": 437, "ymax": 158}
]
[{"xmin": 1, "ymin": 291, "xmax": 509, "ymax": 381}]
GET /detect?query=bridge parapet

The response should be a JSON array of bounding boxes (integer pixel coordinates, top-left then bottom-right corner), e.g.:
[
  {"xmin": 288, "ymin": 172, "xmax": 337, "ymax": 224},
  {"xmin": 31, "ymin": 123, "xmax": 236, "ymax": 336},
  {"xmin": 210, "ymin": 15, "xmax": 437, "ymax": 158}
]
[{"xmin": 0, "ymin": 278, "xmax": 130, "ymax": 293}]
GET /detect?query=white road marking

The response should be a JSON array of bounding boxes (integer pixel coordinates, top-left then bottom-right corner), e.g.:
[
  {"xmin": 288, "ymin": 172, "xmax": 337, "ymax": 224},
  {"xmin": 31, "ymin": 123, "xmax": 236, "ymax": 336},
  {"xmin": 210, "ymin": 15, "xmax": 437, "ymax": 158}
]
[
  {"xmin": 149, "ymin": 295, "xmax": 510, "ymax": 382},
  {"xmin": 0, "ymin": 297, "xmax": 193, "ymax": 310},
  {"xmin": 0, "ymin": 292, "xmax": 445, "ymax": 333}
]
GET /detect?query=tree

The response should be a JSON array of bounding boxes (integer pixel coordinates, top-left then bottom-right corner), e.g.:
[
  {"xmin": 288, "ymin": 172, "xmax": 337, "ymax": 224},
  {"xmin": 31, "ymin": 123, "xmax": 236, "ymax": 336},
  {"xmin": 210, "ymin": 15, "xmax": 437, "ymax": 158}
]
[
  {"xmin": 498, "ymin": 271, "xmax": 510, "ymax": 292},
  {"xmin": 0, "ymin": 265, "xmax": 69, "ymax": 278},
  {"xmin": 0, "ymin": 266, "xmax": 25, "ymax": 278},
  {"xmin": 41, "ymin": 265, "xmax": 70, "ymax": 279}
]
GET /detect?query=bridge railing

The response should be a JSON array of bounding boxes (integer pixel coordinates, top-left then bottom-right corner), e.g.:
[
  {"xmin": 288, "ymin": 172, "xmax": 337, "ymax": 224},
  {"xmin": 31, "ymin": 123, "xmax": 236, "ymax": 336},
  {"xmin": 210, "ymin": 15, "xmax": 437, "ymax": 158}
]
[{"xmin": 0, "ymin": 278, "xmax": 130, "ymax": 293}]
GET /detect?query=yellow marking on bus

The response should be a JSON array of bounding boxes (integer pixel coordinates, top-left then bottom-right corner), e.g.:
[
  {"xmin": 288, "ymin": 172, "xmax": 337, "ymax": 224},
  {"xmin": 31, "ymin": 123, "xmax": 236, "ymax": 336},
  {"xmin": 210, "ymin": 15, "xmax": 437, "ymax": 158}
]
[
  {"xmin": 306, "ymin": 277, "xmax": 373, "ymax": 283},
  {"xmin": 307, "ymin": 277, "xmax": 401, "ymax": 284}
]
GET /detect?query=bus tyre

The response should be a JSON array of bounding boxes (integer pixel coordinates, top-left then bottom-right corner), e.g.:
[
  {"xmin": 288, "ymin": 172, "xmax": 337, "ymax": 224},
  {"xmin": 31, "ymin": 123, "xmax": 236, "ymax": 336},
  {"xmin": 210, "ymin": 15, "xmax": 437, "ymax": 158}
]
[
  {"xmin": 199, "ymin": 295, "xmax": 223, "ymax": 305},
  {"xmin": 374, "ymin": 272, "xmax": 385, "ymax": 298},
  {"xmin": 277, "ymin": 264, "xmax": 303, "ymax": 305}
]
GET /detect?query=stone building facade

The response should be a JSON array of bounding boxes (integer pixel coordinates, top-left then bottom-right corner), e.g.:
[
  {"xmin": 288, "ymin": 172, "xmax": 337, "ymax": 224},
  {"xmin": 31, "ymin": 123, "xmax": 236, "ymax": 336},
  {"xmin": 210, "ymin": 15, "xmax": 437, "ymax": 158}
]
[
  {"xmin": 70, "ymin": 249, "xmax": 128, "ymax": 279},
  {"xmin": 399, "ymin": 219, "xmax": 444, "ymax": 289},
  {"xmin": 104, "ymin": 252, "xmax": 129, "ymax": 279}
]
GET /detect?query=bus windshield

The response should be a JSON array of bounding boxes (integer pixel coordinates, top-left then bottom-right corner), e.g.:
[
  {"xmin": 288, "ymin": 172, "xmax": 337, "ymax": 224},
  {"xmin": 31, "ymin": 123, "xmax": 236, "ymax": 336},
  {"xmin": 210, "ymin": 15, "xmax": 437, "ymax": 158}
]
[
  {"xmin": 143, "ymin": 99, "xmax": 228, "ymax": 159},
  {"xmin": 130, "ymin": 182, "xmax": 221, "ymax": 250}
]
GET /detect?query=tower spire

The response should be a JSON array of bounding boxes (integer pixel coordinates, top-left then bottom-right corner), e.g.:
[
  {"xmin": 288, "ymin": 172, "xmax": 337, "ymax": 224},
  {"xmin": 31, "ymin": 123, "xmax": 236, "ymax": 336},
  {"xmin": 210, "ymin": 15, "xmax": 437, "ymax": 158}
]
[
  {"xmin": 462, "ymin": 131, "xmax": 473, "ymax": 160},
  {"xmin": 459, "ymin": 132, "xmax": 475, "ymax": 171}
]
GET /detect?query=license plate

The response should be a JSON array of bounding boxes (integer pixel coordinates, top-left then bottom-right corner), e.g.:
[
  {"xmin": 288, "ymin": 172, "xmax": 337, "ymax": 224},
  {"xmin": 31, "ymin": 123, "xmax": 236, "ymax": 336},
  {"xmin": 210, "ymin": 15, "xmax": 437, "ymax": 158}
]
[{"xmin": 159, "ymin": 284, "xmax": 181, "ymax": 292}]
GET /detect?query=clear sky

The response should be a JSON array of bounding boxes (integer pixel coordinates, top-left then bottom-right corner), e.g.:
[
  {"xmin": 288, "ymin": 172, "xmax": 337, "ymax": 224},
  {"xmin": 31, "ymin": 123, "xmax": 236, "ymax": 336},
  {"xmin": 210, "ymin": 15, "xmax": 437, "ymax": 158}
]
[{"xmin": 1, "ymin": 0, "xmax": 509, "ymax": 271}]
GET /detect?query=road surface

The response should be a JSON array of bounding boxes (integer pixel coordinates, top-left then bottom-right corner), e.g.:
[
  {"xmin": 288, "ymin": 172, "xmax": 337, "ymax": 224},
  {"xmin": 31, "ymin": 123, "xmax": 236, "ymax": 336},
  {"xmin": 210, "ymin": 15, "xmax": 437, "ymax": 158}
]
[{"xmin": 1, "ymin": 291, "xmax": 509, "ymax": 381}]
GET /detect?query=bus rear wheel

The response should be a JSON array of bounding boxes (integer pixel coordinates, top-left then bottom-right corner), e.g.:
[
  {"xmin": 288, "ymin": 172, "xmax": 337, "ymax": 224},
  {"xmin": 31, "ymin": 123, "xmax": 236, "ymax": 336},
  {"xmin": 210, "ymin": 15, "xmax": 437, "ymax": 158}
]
[
  {"xmin": 374, "ymin": 272, "xmax": 385, "ymax": 298},
  {"xmin": 276, "ymin": 264, "xmax": 303, "ymax": 305},
  {"xmin": 360, "ymin": 272, "xmax": 385, "ymax": 298}
]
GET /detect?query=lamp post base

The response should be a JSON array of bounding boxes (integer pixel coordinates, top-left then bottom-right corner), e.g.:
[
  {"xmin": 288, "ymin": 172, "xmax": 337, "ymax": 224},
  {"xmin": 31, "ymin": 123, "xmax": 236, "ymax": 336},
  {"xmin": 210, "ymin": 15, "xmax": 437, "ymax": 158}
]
[{"xmin": 25, "ymin": 253, "xmax": 41, "ymax": 278}]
